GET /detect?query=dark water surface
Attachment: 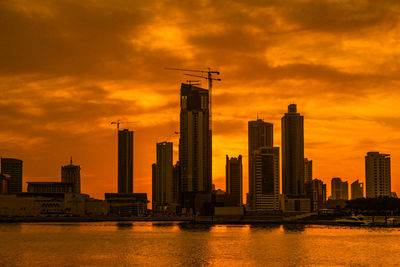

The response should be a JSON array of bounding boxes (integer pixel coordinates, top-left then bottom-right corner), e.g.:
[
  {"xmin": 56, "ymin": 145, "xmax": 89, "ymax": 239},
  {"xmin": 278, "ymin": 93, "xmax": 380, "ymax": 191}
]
[{"xmin": 1, "ymin": 222, "xmax": 399, "ymax": 266}]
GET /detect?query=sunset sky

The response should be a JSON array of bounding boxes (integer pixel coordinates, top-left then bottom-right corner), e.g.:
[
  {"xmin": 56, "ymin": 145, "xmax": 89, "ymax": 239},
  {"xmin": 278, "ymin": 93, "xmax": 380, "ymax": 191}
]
[{"xmin": 1, "ymin": 0, "xmax": 400, "ymax": 200}]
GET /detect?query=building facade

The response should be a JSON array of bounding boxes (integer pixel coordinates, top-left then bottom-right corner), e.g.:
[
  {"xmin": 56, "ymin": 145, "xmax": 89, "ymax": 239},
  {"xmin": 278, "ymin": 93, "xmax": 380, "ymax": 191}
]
[
  {"xmin": 253, "ymin": 147, "xmax": 280, "ymax": 212},
  {"xmin": 281, "ymin": 104, "xmax": 305, "ymax": 197},
  {"xmin": 179, "ymin": 83, "xmax": 211, "ymax": 194},
  {"xmin": 0, "ymin": 173, "xmax": 10, "ymax": 194},
  {"xmin": 225, "ymin": 155, "xmax": 243, "ymax": 206},
  {"xmin": 1, "ymin": 158, "xmax": 23, "ymax": 194},
  {"xmin": 305, "ymin": 179, "xmax": 326, "ymax": 211},
  {"xmin": 248, "ymin": 119, "xmax": 273, "ymax": 210},
  {"xmin": 61, "ymin": 158, "xmax": 81, "ymax": 193},
  {"xmin": 331, "ymin": 177, "xmax": 348, "ymax": 200},
  {"xmin": 304, "ymin": 158, "xmax": 313, "ymax": 184},
  {"xmin": 152, "ymin": 142, "xmax": 174, "ymax": 212},
  {"xmin": 118, "ymin": 129, "xmax": 134, "ymax": 193},
  {"xmin": 351, "ymin": 179, "xmax": 364, "ymax": 199},
  {"xmin": 365, "ymin": 152, "xmax": 391, "ymax": 198}
]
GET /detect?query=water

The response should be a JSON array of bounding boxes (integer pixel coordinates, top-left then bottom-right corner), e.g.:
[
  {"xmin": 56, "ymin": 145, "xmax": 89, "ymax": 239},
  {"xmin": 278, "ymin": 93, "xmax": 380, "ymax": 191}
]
[{"xmin": 1, "ymin": 222, "xmax": 400, "ymax": 266}]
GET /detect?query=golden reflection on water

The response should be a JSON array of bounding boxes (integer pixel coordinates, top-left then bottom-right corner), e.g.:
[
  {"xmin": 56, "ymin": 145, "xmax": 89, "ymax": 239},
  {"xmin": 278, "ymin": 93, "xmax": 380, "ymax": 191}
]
[{"xmin": 1, "ymin": 222, "xmax": 400, "ymax": 266}]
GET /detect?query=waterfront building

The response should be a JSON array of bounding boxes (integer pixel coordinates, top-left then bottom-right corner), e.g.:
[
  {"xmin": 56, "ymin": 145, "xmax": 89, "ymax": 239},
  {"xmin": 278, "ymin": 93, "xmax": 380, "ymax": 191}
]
[
  {"xmin": 304, "ymin": 158, "xmax": 313, "ymax": 184},
  {"xmin": 281, "ymin": 104, "xmax": 305, "ymax": 197},
  {"xmin": 152, "ymin": 142, "xmax": 174, "ymax": 213},
  {"xmin": 118, "ymin": 129, "xmax": 134, "ymax": 193},
  {"xmin": 225, "ymin": 155, "xmax": 243, "ymax": 206},
  {"xmin": 1, "ymin": 158, "xmax": 23, "ymax": 193},
  {"xmin": 179, "ymin": 83, "xmax": 211, "ymax": 194},
  {"xmin": 331, "ymin": 177, "xmax": 348, "ymax": 200},
  {"xmin": 105, "ymin": 193, "xmax": 148, "ymax": 216},
  {"xmin": 248, "ymin": 119, "xmax": 273, "ymax": 210},
  {"xmin": 305, "ymin": 179, "xmax": 326, "ymax": 211},
  {"xmin": 351, "ymin": 180, "xmax": 364, "ymax": 200},
  {"xmin": 61, "ymin": 157, "xmax": 81, "ymax": 193},
  {"xmin": 365, "ymin": 152, "xmax": 391, "ymax": 198},
  {"xmin": 252, "ymin": 147, "xmax": 280, "ymax": 211}
]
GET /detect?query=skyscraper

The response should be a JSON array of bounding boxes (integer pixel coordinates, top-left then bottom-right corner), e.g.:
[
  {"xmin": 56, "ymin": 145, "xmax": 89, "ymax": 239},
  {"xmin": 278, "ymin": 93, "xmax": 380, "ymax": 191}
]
[
  {"xmin": 61, "ymin": 157, "xmax": 81, "ymax": 194},
  {"xmin": 248, "ymin": 119, "xmax": 273, "ymax": 210},
  {"xmin": 304, "ymin": 158, "xmax": 313, "ymax": 184},
  {"xmin": 226, "ymin": 155, "xmax": 243, "ymax": 206},
  {"xmin": 253, "ymin": 147, "xmax": 280, "ymax": 211},
  {"xmin": 351, "ymin": 180, "xmax": 364, "ymax": 200},
  {"xmin": 365, "ymin": 152, "xmax": 391, "ymax": 198},
  {"xmin": 282, "ymin": 104, "xmax": 305, "ymax": 197},
  {"xmin": 1, "ymin": 158, "xmax": 23, "ymax": 193},
  {"xmin": 331, "ymin": 177, "xmax": 348, "ymax": 200},
  {"xmin": 118, "ymin": 129, "xmax": 134, "ymax": 193},
  {"xmin": 152, "ymin": 142, "xmax": 174, "ymax": 212},
  {"xmin": 179, "ymin": 83, "xmax": 211, "ymax": 194}
]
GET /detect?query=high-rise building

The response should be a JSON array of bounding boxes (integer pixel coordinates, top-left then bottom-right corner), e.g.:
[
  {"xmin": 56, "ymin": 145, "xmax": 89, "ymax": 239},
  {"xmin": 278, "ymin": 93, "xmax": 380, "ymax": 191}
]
[
  {"xmin": 253, "ymin": 147, "xmax": 280, "ymax": 211},
  {"xmin": 305, "ymin": 179, "xmax": 326, "ymax": 211},
  {"xmin": 226, "ymin": 155, "xmax": 243, "ymax": 206},
  {"xmin": 248, "ymin": 119, "xmax": 273, "ymax": 210},
  {"xmin": 282, "ymin": 104, "xmax": 305, "ymax": 197},
  {"xmin": 179, "ymin": 83, "xmax": 211, "ymax": 194},
  {"xmin": 304, "ymin": 158, "xmax": 313, "ymax": 184},
  {"xmin": 331, "ymin": 177, "xmax": 348, "ymax": 200},
  {"xmin": 351, "ymin": 180, "xmax": 364, "ymax": 199},
  {"xmin": 365, "ymin": 152, "xmax": 391, "ymax": 198},
  {"xmin": 61, "ymin": 157, "xmax": 81, "ymax": 193},
  {"xmin": 152, "ymin": 142, "xmax": 174, "ymax": 212},
  {"xmin": 118, "ymin": 129, "xmax": 134, "ymax": 193},
  {"xmin": 1, "ymin": 158, "xmax": 23, "ymax": 193},
  {"xmin": 0, "ymin": 173, "xmax": 10, "ymax": 194}
]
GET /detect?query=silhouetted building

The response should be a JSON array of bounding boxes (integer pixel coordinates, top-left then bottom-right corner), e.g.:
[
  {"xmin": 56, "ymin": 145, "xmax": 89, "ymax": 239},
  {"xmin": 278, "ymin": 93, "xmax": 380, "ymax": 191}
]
[
  {"xmin": 1, "ymin": 158, "xmax": 23, "ymax": 194},
  {"xmin": 105, "ymin": 193, "xmax": 148, "ymax": 216},
  {"xmin": 0, "ymin": 173, "xmax": 10, "ymax": 194},
  {"xmin": 118, "ymin": 129, "xmax": 134, "ymax": 193},
  {"xmin": 179, "ymin": 83, "xmax": 211, "ymax": 195},
  {"xmin": 253, "ymin": 147, "xmax": 280, "ymax": 211},
  {"xmin": 152, "ymin": 142, "xmax": 174, "ymax": 213},
  {"xmin": 27, "ymin": 182, "xmax": 74, "ymax": 193},
  {"xmin": 282, "ymin": 104, "xmax": 305, "ymax": 197},
  {"xmin": 331, "ymin": 177, "xmax": 348, "ymax": 200},
  {"xmin": 225, "ymin": 155, "xmax": 243, "ymax": 206},
  {"xmin": 304, "ymin": 158, "xmax": 312, "ymax": 184},
  {"xmin": 365, "ymin": 152, "xmax": 391, "ymax": 198},
  {"xmin": 248, "ymin": 119, "xmax": 273, "ymax": 210},
  {"xmin": 351, "ymin": 180, "xmax": 364, "ymax": 200},
  {"xmin": 172, "ymin": 162, "xmax": 180, "ymax": 205},
  {"xmin": 305, "ymin": 179, "xmax": 326, "ymax": 211},
  {"xmin": 61, "ymin": 157, "xmax": 81, "ymax": 193}
]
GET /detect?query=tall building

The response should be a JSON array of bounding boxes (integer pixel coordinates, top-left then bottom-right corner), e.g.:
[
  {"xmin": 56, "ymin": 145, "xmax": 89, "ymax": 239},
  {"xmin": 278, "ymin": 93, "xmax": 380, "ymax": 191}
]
[
  {"xmin": 282, "ymin": 104, "xmax": 305, "ymax": 197},
  {"xmin": 305, "ymin": 179, "xmax": 326, "ymax": 211},
  {"xmin": 331, "ymin": 177, "xmax": 348, "ymax": 200},
  {"xmin": 304, "ymin": 158, "xmax": 313, "ymax": 184},
  {"xmin": 248, "ymin": 119, "xmax": 273, "ymax": 210},
  {"xmin": 152, "ymin": 142, "xmax": 174, "ymax": 212},
  {"xmin": 118, "ymin": 129, "xmax": 134, "ymax": 194},
  {"xmin": 61, "ymin": 157, "xmax": 81, "ymax": 193},
  {"xmin": 351, "ymin": 180, "xmax": 364, "ymax": 199},
  {"xmin": 179, "ymin": 83, "xmax": 211, "ymax": 194},
  {"xmin": 226, "ymin": 155, "xmax": 243, "ymax": 206},
  {"xmin": 1, "ymin": 158, "xmax": 23, "ymax": 193},
  {"xmin": 365, "ymin": 152, "xmax": 391, "ymax": 198},
  {"xmin": 253, "ymin": 147, "xmax": 280, "ymax": 211}
]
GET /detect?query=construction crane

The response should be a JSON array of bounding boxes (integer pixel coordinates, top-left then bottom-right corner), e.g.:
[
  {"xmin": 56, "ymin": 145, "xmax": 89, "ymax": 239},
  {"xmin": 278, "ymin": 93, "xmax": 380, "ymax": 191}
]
[
  {"xmin": 165, "ymin": 67, "xmax": 221, "ymax": 134},
  {"xmin": 110, "ymin": 120, "xmax": 135, "ymax": 130},
  {"xmin": 186, "ymin": 80, "xmax": 201, "ymax": 86}
]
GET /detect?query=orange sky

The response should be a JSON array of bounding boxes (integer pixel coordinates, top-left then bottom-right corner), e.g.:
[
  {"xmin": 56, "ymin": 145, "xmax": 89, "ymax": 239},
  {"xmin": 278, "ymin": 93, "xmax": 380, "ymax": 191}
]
[{"xmin": 1, "ymin": 0, "xmax": 400, "ymax": 200}]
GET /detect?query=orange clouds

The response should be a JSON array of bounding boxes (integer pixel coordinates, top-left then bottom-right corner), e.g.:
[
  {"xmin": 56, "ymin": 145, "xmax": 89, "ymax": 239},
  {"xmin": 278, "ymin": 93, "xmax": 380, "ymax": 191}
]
[{"xmin": 1, "ymin": 0, "xmax": 400, "ymax": 200}]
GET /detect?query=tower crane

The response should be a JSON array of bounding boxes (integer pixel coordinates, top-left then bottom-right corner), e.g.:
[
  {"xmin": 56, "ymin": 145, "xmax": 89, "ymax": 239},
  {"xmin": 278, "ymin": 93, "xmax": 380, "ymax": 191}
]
[
  {"xmin": 164, "ymin": 67, "xmax": 221, "ymax": 134},
  {"xmin": 110, "ymin": 120, "xmax": 135, "ymax": 130}
]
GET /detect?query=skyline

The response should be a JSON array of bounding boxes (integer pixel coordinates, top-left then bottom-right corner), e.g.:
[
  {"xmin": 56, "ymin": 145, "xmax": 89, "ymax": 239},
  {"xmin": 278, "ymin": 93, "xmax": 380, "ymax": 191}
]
[{"xmin": 1, "ymin": 0, "xmax": 400, "ymax": 200}]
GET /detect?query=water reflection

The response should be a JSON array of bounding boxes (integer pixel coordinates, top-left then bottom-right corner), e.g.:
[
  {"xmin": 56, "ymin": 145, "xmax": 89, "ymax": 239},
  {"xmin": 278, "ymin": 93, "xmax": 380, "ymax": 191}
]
[
  {"xmin": 116, "ymin": 222, "xmax": 133, "ymax": 229},
  {"xmin": 249, "ymin": 223, "xmax": 281, "ymax": 232},
  {"xmin": 152, "ymin": 222, "xmax": 175, "ymax": 227},
  {"xmin": 283, "ymin": 224, "xmax": 306, "ymax": 232},
  {"xmin": 177, "ymin": 222, "xmax": 212, "ymax": 232}
]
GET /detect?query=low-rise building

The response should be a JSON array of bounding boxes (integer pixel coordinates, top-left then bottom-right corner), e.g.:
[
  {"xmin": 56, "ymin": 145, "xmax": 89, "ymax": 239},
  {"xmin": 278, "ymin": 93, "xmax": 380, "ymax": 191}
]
[
  {"xmin": 105, "ymin": 193, "xmax": 148, "ymax": 216},
  {"xmin": 0, "ymin": 173, "xmax": 10, "ymax": 194}
]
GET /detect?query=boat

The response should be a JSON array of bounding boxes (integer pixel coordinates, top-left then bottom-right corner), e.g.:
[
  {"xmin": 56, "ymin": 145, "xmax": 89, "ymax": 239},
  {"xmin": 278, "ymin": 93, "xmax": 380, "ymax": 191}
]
[{"xmin": 335, "ymin": 216, "xmax": 370, "ymax": 226}]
